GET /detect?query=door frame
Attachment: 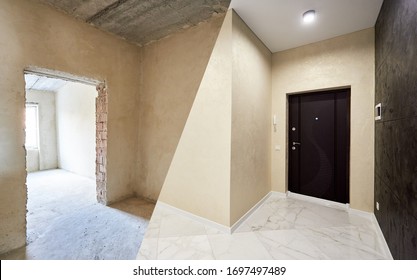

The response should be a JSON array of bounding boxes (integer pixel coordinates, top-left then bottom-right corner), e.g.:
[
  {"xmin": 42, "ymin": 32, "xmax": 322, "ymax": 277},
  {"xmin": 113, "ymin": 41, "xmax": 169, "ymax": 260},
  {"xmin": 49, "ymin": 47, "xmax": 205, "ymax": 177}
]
[
  {"xmin": 23, "ymin": 67, "xmax": 108, "ymax": 204},
  {"xmin": 285, "ymin": 87, "xmax": 351, "ymax": 203}
]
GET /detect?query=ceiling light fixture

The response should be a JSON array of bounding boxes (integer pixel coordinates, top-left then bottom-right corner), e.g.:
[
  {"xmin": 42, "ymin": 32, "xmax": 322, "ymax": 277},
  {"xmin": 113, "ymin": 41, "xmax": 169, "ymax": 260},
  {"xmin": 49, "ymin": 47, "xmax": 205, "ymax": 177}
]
[{"xmin": 303, "ymin": 10, "xmax": 316, "ymax": 24}]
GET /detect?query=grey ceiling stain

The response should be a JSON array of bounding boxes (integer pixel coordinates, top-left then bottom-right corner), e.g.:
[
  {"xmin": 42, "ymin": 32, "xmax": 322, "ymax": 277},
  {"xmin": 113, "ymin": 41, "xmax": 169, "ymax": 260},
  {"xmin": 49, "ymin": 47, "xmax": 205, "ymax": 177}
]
[{"xmin": 37, "ymin": 0, "xmax": 231, "ymax": 45}]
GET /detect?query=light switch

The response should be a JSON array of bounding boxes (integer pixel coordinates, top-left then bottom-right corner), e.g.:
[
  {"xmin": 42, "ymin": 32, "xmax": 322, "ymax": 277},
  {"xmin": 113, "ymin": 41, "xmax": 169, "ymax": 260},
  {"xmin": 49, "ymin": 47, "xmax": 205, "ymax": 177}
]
[
  {"xmin": 375, "ymin": 103, "xmax": 382, "ymax": 120},
  {"xmin": 275, "ymin": 145, "xmax": 281, "ymax": 151}
]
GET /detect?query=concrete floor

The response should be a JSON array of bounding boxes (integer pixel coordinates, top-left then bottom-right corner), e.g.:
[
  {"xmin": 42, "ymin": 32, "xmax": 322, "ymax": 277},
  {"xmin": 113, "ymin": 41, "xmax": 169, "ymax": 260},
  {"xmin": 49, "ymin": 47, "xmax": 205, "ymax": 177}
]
[{"xmin": 0, "ymin": 169, "xmax": 155, "ymax": 260}]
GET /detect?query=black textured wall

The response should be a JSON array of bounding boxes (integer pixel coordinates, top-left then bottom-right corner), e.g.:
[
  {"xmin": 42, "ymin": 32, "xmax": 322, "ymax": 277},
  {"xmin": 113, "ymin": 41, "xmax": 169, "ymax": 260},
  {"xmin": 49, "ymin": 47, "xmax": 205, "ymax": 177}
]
[{"xmin": 375, "ymin": 0, "xmax": 417, "ymax": 259}]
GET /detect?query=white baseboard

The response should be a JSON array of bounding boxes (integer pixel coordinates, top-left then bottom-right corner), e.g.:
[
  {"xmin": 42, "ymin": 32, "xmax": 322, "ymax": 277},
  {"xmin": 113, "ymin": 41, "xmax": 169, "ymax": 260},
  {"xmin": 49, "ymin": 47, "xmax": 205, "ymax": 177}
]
[
  {"xmin": 157, "ymin": 191, "xmax": 276, "ymax": 234},
  {"xmin": 348, "ymin": 207, "xmax": 374, "ymax": 220},
  {"xmin": 287, "ymin": 191, "xmax": 349, "ymax": 211},
  {"xmin": 230, "ymin": 192, "xmax": 273, "ymax": 233},
  {"xmin": 157, "ymin": 201, "xmax": 232, "ymax": 234}
]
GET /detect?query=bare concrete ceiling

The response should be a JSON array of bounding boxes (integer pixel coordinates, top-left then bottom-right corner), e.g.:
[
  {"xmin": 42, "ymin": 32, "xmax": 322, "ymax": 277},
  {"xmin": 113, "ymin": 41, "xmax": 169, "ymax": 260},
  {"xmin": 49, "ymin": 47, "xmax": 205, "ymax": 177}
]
[
  {"xmin": 36, "ymin": 0, "xmax": 383, "ymax": 52},
  {"xmin": 37, "ymin": 0, "xmax": 231, "ymax": 46}
]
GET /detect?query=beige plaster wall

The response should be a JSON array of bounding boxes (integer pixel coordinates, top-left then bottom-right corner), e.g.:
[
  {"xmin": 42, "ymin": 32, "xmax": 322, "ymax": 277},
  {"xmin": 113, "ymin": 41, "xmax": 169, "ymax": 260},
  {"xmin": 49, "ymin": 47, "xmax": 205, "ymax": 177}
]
[
  {"xmin": 136, "ymin": 15, "xmax": 225, "ymax": 201},
  {"xmin": 158, "ymin": 11, "xmax": 233, "ymax": 226},
  {"xmin": 26, "ymin": 90, "xmax": 58, "ymax": 171},
  {"xmin": 271, "ymin": 28, "xmax": 375, "ymax": 212},
  {"xmin": 0, "ymin": 0, "xmax": 140, "ymax": 254},
  {"xmin": 159, "ymin": 10, "xmax": 272, "ymax": 226},
  {"xmin": 56, "ymin": 82, "xmax": 97, "ymax": 179},
  {"xmin": 230, "ymin": 11, "xmax": 272, "ymax": 225}
]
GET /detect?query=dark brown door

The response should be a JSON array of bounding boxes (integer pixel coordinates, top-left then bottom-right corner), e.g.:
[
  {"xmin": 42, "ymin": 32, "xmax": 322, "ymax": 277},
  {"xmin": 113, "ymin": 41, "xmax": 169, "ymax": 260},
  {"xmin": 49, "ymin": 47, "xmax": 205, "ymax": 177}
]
[{"xmin": 289, "ymin": 89, "xmax": 350, "ymax": 204}]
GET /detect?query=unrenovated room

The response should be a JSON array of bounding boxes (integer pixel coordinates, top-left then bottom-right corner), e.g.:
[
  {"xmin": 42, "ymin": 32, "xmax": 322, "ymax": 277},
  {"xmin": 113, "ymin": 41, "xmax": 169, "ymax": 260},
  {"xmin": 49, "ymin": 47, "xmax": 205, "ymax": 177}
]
[{"xmin": 0, "ymin": 0, "xmax": 416, "ymax": 261}]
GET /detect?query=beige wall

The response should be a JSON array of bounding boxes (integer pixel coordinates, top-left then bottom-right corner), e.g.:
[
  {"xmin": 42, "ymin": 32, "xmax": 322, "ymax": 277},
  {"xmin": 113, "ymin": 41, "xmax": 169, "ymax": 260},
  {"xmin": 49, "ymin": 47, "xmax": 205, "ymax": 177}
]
[
  {"xmin": 158, "ymin": 11, "xmax": 233, "ymax": 226},
  {"xmin": 56, "ymin": 82, "xmax": 97, "ymax": 179},
  {"xmin": 271, "ymin": 28, "xmax": 375, "ymax": 212},
  {"xmin": 230, "ymin": 11, "xmax": 271, "ymax": 224},
  {"xmin": 0, "ymin": 0, "xmax": 140, "ymax": 254},
  {"xmin": 26, "ymin": 90, "xmax": 58, "ymax": 172},
  {"xmin": 0, "ymin": 0, "xmax": 376, "ymax": 255},
  {"xmin": 159, "ymin": 10, "xmax": 272, "ymax": 227},
  {"xmin": 136, "ymin": 15, "xmax": 225, "ymax": 201}
]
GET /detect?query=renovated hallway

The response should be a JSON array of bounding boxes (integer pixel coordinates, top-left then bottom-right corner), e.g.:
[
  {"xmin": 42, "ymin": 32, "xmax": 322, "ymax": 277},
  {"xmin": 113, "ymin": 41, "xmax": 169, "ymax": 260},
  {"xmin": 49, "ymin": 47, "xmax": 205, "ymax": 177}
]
[
  {"xmin": 138, "ymin": 193, "xmax": 391, "ymax": 260},
  {"xmin": 0, "ymin": 170, "xmax": 155, "ymax": 260}
]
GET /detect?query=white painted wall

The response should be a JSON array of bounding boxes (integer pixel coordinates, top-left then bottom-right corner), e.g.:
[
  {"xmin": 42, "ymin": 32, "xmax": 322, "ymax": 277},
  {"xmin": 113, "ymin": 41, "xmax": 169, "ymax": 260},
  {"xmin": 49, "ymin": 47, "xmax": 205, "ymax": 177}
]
[
  {"xmin": 56, "ymin": 82, "xmax": 97, "ymax": 179},
  {"xmin": 25, "ymin": 90, "xmax": 58, "ymax": 172},
  {"xmin": 26, "ymin": 149, "xmax": 39, "ymax": 172}
]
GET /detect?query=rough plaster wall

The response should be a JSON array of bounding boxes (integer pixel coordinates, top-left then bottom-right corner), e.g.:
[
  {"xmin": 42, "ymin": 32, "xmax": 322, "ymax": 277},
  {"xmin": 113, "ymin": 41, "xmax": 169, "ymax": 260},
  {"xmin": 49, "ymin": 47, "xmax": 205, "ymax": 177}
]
[
  {"xmin": 230, "ymin": 11, "xmax": 272, "ymax": 225},
  {"xmin": 136, "ymin": 15, "xmax": 225, "ymax": 201},
  {"xmin": 26, "ymin": 149, "xmax": 40, "ymax": 172},
  {"xmin": 271, "ymin": 28, "xmax": 375, "ymax": 212},
  {"xmin": 158, "ymin": 11, "xmax": 232, "ymax": 226},
  {"xmin": 26, "ymin": 90, "xmax": 58, "ymax": 172},
  {"xmin": 0, "ymin": 0, "xmax": 140, "ymax": 254},
  {"xmin": 56, "ymin": 82, "xmax": 97, "ymax": 179}
]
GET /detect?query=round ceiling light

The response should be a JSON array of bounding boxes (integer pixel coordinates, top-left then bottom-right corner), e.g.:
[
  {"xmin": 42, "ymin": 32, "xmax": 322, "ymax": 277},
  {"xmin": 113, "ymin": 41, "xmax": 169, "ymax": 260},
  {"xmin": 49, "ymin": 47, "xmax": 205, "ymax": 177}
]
[{"xmin": 303, "ymin": 10, "xmax": 316, "ymax": 23}]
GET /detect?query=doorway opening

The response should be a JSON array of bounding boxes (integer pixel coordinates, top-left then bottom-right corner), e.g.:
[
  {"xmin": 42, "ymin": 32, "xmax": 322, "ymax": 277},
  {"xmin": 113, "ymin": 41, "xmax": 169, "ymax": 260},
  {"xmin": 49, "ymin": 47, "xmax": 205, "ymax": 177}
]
[
  {"xmin": 24, "ymin": 69, "xmax": 107, "ymax": 203},
  {"xmin": 287, "ymin": 88, "xmax": 350, "ymax": 204},
  {"xmin": 23, "ymin": 69, "xmax": 107, "ymax": 255},
  {"xmin": 16, "ymin": 69, "xmax": 155, "ymax": 260}
]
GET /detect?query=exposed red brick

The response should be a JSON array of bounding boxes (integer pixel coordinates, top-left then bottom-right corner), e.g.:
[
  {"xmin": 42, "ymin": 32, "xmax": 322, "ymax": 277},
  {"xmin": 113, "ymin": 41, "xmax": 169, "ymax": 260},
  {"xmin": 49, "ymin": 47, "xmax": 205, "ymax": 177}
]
[{"xmin": 95, "ymin": 82, "xmax": 108, "ymax": 205}]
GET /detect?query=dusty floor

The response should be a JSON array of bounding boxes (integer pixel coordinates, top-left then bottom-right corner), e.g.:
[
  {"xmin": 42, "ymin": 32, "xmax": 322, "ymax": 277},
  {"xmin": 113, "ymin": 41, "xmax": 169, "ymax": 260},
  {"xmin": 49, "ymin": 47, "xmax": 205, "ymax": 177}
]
[{"xmin": 0, "ymin": 169, "xmax": 155, "ymax": 260}]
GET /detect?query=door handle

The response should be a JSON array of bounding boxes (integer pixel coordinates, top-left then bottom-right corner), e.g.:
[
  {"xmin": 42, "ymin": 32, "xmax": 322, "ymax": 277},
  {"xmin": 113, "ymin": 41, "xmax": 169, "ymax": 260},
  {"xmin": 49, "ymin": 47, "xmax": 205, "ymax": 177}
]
[{"xmin": 292, "ymin": 142, "xmax": 301, "ymax": 146}]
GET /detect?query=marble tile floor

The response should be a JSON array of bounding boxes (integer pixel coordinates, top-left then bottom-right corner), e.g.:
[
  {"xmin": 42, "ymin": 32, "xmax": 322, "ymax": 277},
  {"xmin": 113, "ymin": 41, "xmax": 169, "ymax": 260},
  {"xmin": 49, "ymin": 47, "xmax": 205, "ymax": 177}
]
[{"xmin": 137, "ymin": 193, "xmax": 391, "ymax": 260}]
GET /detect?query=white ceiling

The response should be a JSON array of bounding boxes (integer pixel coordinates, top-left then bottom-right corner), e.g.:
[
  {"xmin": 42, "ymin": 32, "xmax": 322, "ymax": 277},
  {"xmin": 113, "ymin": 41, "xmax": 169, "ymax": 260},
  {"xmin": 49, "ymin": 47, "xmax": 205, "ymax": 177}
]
[
  {"xmin": 229, "ymin": 0, "xmax": 384, "ymax": 53},
  {"xmin": 25, "ymin": 74, "xmax": 67, "ymax": 92}
]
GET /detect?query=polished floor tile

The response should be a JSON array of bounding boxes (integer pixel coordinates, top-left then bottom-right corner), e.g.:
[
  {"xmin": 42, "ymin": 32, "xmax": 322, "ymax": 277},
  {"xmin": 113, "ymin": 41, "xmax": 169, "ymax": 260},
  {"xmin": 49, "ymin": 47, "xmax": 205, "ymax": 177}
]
[
  {"xmin": 137, "ymin": 193, "xmax": 391, "ymax": 260},
  {"xmin": 137, "ymin": 238, "xmax": 158, "ymax": 260},
  {"xmin": 208, "ymin": 232, "xmax": 272, "ymax": 259},
  {"xmin": 159, "ymin": 213, "xmax": 207, "ymax": 238},
  {"xmin": 299, "ymin": 225, "xmax": 387, "ymax": 259},
  {"xmin": 255, "ymin": 229, "xmax": 328, "ymax": 260},
  {"xmin": 157, "ymin": 235, "xmax": 214, "ymax": 260}
]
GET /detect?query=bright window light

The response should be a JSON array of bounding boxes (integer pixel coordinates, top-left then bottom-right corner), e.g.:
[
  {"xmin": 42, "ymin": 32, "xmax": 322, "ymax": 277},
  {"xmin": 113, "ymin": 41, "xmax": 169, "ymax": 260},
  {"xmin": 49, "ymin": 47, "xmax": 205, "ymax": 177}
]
[{"xmin": 25, "ymin": 104, "xmax": 39, "ymax": 149}]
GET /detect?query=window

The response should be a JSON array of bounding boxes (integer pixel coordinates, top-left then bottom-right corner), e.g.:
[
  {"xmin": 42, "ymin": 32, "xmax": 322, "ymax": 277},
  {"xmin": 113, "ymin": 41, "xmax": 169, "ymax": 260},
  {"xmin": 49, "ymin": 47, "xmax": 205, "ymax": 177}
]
[{"xmin": 25, "ymin": 103, "xmax": 39, "ymax": 149}]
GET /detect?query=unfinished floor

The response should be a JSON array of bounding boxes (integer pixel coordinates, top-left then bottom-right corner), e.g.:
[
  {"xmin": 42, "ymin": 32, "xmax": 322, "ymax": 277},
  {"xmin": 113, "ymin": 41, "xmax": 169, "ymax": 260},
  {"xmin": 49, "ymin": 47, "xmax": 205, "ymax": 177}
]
[{"xmin": 0, "ymin": 169, "xmax": 155, "ymax": 260}]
